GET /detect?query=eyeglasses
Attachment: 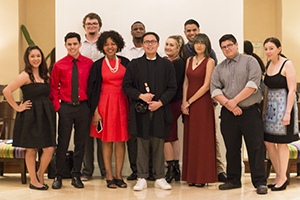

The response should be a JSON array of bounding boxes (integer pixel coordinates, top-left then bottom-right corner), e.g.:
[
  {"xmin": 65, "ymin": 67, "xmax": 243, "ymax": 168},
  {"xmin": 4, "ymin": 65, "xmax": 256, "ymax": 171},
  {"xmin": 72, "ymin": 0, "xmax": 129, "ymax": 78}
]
[
  {"xmin": 85, "ymin": 23, "xmax": 99, "ymax": 26},
  {"xmin": 143, "ymin": 40, "xmax": 158, "ymax": 45},
  {"xmin": 221, "ymin": 43, "xmax": 234, "ymax": 50}
]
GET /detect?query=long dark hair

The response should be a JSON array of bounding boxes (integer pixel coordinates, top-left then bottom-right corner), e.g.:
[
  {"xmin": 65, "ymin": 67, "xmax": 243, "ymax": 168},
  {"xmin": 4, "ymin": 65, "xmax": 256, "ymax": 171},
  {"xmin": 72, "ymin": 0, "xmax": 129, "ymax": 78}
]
[
  {"xmin": 24, "ymin": 46, "xmax": 50, "ymax": 83},
  {"xmin": 244, "ymin": 40, "xmax": 265, "ymax": 74},
  {"xmin": 263, "ymin": 37, "xmax": 286, "ymax": 58}
]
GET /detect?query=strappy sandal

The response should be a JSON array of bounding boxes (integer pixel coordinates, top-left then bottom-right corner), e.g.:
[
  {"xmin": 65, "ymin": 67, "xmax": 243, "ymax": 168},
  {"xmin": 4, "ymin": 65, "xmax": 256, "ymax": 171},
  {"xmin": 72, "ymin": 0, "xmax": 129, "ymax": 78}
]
[
  {"xmin": 114, "ymin": 178, "xmax": 127, "ymax": 188},
  {"xmin": 106, "ymin": 179, "xmax": 117, "ymax": 189}
]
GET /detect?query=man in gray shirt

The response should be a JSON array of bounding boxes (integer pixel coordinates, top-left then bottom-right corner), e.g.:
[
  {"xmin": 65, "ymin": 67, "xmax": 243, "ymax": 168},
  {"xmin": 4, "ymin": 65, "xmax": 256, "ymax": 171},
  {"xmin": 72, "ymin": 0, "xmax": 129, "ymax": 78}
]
[{"xmin": 210, "ymin": 34, "xmax": 267, "ymax": 195}]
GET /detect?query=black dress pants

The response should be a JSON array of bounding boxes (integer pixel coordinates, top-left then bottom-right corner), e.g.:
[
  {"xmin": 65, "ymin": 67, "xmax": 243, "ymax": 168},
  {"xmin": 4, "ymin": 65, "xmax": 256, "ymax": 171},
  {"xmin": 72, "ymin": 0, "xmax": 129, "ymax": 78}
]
[
  {"xmin": 56, "ymin": 101, "xmax": 91, "ymax": 178},
  {"xmin": 220, "ymin": 104, "xmax": 266, "ymax": 187}
]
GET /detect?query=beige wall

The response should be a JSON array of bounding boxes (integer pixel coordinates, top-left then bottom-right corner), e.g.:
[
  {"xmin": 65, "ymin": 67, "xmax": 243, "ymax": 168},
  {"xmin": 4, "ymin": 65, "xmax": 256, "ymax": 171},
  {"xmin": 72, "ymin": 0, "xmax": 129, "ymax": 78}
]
[
  {"xmin": 244, "ymin": 0, "xmax": 299, "ymax": 82},
  {"xmin": 282, "ymin": 0, "xmax": 300, "ymax": 81},
  {"xmin": 0, "ymin": 0, "xmax": 55, "ymax": 100},
  {"xmin": 244, "ymin": 0, "xmax": 282, "ymax": 64},
  {"xmin": 20, "ymin": 0, "xmax": 55, "ymax": 69},
  {"xmin": 0, "ymin": 0, "xmax": 21, "ymax": 100}
]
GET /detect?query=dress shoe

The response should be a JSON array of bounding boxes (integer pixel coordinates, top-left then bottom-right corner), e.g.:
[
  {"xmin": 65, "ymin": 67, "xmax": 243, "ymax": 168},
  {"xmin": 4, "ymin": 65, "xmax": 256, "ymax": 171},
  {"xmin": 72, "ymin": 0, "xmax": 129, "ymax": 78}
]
[
  {"xmin": 81, "ymin": 174, "xmax": 91, "ymax": 181},
  {"xmin": 218, "ymin": 172, "xmax": 227, "ymax": 182},
  {"xmin": 154, "ymin": 178, "xmax": 172, "ymax": 190},
  {"xmin": 256, "ymin": 185, "xmax": 268, "ymax": 195},
  {"xmin": 29, "ymin": 183, "xmax": 48, "ymax": 190},
  {"xmin": 267, "ymin": 183, "xmax": 275, "ymax": 188},
  {"xmin": 271, "ymin": 180, "xmax": 288, "ymax": 191},
  {"xmin": 127, "ymin": 172, "xmax": 137, "ymax": 181},
  {"xmin": 195, "ymin": 183, "xmax": 206, "ymax": 187},
  {"xmin": 133, "ymin": 178, "xmax": 147, "ymax": 191},
  {"xmin": 219, "ymin": 182, "xmax": 241, "ymax": 190},
  {"xmin": 36, "ymin": 173, "xmax": 49, "ymax": 189},
  {"xmin": 52, "ymin": 176, "xmax": 62, "ymax": 189},
  {"xmin": 71, "ymin": 176, "xmax": 84, "ymax": 188}
]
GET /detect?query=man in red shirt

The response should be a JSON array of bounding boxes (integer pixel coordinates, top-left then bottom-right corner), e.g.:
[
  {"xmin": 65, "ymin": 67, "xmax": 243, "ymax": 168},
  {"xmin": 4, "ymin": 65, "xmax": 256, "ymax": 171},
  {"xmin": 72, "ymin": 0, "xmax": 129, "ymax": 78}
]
[{"xmin": 50, "ymin": 32, "xmax": 93, "ymax": 189}]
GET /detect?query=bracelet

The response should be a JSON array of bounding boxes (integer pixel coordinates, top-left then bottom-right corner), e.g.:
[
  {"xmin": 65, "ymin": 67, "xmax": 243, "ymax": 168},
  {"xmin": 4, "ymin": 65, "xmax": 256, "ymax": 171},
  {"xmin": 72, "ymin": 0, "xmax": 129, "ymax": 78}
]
[{"xmin": 187, "ymin": 100, "xmax": 191, "ymax": 105}]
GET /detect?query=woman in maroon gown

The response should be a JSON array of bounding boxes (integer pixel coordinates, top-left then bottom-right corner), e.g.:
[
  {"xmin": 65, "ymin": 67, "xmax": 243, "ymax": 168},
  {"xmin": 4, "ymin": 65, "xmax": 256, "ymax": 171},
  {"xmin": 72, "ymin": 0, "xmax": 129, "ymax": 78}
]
[{"xmin": 181, "ymin": 33, "xmax": 217, "ymax": 186}]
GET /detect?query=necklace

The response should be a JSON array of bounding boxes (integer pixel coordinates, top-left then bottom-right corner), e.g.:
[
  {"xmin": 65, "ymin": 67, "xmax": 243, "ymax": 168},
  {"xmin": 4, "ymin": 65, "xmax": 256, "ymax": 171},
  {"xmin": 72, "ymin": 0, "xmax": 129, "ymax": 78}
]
[
  {"xmin": 105, "ymin": 55, "xmax": 119, "ymax": 73},
  {"xmin": 195, "ymin": 56, "xmax": 205, "ymax": 65}
]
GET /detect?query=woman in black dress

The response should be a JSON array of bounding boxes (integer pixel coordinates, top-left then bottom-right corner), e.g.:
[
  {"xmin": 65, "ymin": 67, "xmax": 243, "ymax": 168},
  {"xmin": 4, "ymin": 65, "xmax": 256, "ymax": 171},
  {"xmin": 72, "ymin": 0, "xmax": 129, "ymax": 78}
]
[
  {"xmin": 3, "ymin": 46, "xmax": 56, "ymax": 190},
  {"xmin": 263, "ymin": 37, "xmax": 298, "ymax": 191},
  {"xmin": 163, "ymin": 35, "xmax": 185, "ymax": 183}
]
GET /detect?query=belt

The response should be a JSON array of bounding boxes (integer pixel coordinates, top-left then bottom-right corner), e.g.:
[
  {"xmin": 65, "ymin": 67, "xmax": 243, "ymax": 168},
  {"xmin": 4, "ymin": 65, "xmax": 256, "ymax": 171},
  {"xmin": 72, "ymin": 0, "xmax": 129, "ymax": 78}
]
[
  {"xmin": 240, "ymin": 103, "xmax": 258, "ymax": 110},
  {"xmin": 61, "ymin": 100, "xmax": 86, "ymax": 106}
]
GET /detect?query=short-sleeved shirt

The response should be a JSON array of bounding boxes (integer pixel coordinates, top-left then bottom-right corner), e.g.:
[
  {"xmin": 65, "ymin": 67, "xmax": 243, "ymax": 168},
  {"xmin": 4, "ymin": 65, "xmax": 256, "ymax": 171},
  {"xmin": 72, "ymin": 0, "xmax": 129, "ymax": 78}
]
[{"xmin": 210, "ymin": 53, "xmax": 262, "ymax": 107}]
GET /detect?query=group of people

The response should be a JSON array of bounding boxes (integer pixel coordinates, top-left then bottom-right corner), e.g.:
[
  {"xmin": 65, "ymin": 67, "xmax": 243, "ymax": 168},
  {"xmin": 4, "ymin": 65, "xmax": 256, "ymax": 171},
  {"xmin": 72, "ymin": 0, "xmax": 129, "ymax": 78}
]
[{"xmin": 2, "ymin": 12, "xmax": 298, "ymax": 196}]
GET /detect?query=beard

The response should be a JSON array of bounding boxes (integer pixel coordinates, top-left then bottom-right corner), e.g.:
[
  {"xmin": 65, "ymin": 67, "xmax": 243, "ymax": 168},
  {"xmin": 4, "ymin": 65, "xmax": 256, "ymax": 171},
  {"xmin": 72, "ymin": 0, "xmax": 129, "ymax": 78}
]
[
  {"xmin": 134, "ymin": 36, "xmax": 142, "ymax": 40},
  {"xmin": 89, "ymin": 32, "xmax": 96, "ymax": 35}
]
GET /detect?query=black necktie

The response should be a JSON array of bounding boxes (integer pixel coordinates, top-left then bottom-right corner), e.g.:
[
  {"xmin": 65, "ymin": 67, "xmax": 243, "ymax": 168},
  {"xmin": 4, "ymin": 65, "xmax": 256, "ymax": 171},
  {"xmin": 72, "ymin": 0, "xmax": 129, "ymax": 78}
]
[{"xmin": 71, "ymin": 59, "xmax": 79, "ymax": 102}]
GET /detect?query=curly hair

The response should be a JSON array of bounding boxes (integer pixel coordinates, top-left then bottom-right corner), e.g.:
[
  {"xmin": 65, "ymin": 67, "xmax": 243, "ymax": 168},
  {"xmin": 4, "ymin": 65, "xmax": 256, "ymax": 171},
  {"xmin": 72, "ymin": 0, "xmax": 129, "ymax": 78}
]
[
  {"xmin": 24, "ymin": 46, "xmax": 50, "ymax": 83},
  {"xmin": 96, "ymin": 30, "xmax": 125, "ymax": 54}
]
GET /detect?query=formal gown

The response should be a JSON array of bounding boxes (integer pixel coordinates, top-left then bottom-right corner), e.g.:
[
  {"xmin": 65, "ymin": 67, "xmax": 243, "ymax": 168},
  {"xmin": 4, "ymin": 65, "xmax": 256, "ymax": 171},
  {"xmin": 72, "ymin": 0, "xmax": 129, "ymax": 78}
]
[
  {"xmin": 13, "ymin": 83, "xmax": 56, "ymax": 149},
  {"xmin": 182, "ymin": 57, "xmax": 218, "ymax": 184},
  {"xmin": 90, "ymin": 58, "xmax": 129, "ymax": 142}
]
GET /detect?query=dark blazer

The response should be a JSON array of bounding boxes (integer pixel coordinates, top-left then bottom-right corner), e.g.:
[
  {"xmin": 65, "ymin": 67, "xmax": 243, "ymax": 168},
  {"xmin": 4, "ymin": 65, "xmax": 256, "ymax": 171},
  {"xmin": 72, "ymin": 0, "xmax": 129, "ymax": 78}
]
[
  {"xmin": 87, "ymin": 55, "xmax": 130, "ymax": 113},
  {"xmin": 122, "ymin": 54, "xmax": 177, "ymax": 139}
]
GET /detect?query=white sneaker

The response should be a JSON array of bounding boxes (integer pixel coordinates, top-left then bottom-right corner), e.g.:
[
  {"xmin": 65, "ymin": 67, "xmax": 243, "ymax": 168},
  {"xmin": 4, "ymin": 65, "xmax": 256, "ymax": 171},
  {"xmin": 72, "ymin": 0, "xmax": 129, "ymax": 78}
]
[
  {"xmin": 154, "ymin": 178, "xmax": 172, "ymax": 190},
  {"xmin": 133, "ymin": 178, "xmax": 147, "ymax": 191}
]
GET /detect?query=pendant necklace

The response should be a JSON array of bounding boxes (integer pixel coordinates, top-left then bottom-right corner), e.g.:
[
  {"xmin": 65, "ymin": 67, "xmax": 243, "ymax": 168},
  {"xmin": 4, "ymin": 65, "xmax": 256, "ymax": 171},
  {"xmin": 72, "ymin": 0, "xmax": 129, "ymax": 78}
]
[
  {"xmin": 195, "ymin": 56, "xmax": 205, "ymax": 65},
  {"xmin": 105, "ymin": 55, "xmax": 119, "ymax": 73}
]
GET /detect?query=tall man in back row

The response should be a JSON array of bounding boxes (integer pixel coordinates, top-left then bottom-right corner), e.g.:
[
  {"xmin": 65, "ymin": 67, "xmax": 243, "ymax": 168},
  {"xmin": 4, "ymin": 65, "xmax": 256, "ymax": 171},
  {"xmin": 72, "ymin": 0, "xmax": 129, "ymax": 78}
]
[
  {"xmin": 183, "ymin": 19, "xmax": 227, "ymax": 182},
  {"xmin": 80, "ymin": 12, "xmax": 106, "ymax": 181},
  {"xmin": 51, "ymin": 32, "xmax": 93, "ymax": 189},
  {"xmin": 210, "ymin": 34, "xmax": 267, "ymax": 195}
]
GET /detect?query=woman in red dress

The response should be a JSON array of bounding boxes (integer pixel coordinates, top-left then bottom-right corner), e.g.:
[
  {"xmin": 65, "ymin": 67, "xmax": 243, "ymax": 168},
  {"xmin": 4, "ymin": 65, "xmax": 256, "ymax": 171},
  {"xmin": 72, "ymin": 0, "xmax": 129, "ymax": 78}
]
[
  {"xmin": 181, "ymin": 33, "xmax": 217, "ymax": 186},
  {"xmin": 88, "ymin": 31, "xmax": 130, "ymax": 189}
]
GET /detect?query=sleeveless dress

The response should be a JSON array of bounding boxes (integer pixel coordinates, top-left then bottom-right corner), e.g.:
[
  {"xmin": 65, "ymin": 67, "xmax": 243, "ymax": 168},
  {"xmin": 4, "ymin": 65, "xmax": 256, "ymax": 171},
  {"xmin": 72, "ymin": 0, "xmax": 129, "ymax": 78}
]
[
  {"xmin": 12, "ymin": 83, "xmax": 56, "ymax": 149},
  {"xmin": 90, "ymin": 59, "xmax": 129, "ymax": 142},
  {"xmin": 182, "ymin": 57, "xmax": 217, "ymax": 184},
  {"xmin": 264, "ymin": 60, "xmax": 299, "ymax": 143}
]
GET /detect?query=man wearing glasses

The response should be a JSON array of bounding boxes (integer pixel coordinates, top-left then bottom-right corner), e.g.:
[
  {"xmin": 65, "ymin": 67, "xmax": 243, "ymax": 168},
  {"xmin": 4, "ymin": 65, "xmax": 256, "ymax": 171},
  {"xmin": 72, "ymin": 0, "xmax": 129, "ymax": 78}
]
[
  {"xmin": 122, "ymin": 32, "xmax": 177, "ymax": 191},
  {"xmin": 210, "ymin": 34, "xmax": 267, "ymax": 195},
  {"xmin": 80, "ymin": 12, "xmax": 106, "ymax": 181}
]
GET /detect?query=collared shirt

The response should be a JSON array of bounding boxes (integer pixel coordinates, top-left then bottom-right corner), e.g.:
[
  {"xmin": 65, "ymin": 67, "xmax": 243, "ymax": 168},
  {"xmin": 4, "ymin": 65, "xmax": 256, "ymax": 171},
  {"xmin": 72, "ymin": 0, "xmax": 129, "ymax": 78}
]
[
  {"xmin": 121, "ymin": 43, "xmax": 165, "ymax": 60},
  {"xmin": 210, "ymin": 53, "xmax": 262, "ymax": 107},
  {"xmin": 50, "ymin": 54, "xmax": 93, "ymax": 111},
  {"xmin": 80, "ymin": 35, "xmax": 103, "ymax": 62},
  {"xmin": 184, "ymin": 42, "xmax": 218, "ymax": 66},
  {"xmin": 121, "ymin": 44, "xmax": 145, "ymax": 60}
]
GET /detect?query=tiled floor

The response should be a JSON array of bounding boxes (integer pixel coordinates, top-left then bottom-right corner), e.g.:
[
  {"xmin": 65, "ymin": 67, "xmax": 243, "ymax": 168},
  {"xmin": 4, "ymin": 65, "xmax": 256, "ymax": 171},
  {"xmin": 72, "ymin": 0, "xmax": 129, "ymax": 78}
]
[{"xmin": 0, "ymin": 173, "xmax": 300, "ymax": 200}]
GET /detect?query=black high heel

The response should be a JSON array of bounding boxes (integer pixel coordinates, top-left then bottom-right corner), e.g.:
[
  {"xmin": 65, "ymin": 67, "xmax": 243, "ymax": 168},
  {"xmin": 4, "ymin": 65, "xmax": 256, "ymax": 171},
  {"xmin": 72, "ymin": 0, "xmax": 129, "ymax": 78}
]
[
  {"xmin": 271, "ymin": 180, "xmax": 289, "ymax": 191},
  {"xmin": 195, "ymin": 183, "xmax": 206, "ymax": 187},
  {"xmin": 165, "ymin": 161, "xmax": 175, "ymax": 183},
  {"xmin": 267, "ymin": 183, "xmax": 275, "ymax": 188}
]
